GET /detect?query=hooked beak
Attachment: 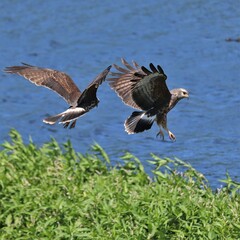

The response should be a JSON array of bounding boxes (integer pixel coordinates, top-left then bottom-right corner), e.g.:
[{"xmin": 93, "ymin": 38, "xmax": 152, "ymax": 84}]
[{"xmin": 184, "ymin": 91, "xmax": 190, "ymax": 99}]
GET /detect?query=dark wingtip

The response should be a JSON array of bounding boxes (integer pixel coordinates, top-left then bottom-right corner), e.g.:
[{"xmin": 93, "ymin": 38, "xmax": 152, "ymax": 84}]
[
  {"xmin": 21, "ymin": 62, "xmax": 34, "ymax": 67},
  {"xmin": 157, "ymin": 65, "xmax": 165, "ymax": 75},
  {"xmin": 103, "ymin": 65, "xmax": 112, "ymax": 77},
  {"xmin": 149, "ymin": 63, "xmax": 158, "ymax": 73},
  {"xmin": 141, "ymin": 66, "xmax": 152, "ymax": 75},
  {"xmin": 107, "ymin": 65, "xmax": 112, "ymax": 71}
]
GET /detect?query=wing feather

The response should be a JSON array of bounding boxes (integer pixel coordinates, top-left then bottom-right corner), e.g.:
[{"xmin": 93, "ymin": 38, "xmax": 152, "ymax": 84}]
[
  {"xmin": 86, "ymin": 65, "xmax": 111, "ymax": 89},
  {"xmin": 77, "ymin": 65, "xmax": 111, "ymax": 106},
  {"xmin": 157, "ymin": 65, "xmax": 165, "ymax": 75},
  {"xmin": 132, "ymin": 60, "xmax": 140, "ymax": 68},
  {"xmin": 149, "ymin": 63, "xmax": 158, "ymax": 73},
  {"xmin": 4, "ymin": 63, "xmax": 81, "ymax": 106},
  {"xmin": 112, "ymin": 64, "xmax": 129, "ymax": 73},
  {"xmin": 107, "ymin": 58, "xmax": 171, "ymax": 112},
  {"xmin": 121, "ymin": 58, "xmax": 135, "ymax": 71}
]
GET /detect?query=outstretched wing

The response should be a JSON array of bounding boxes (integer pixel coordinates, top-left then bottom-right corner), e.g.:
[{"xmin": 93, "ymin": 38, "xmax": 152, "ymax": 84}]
[
  {"xmin": 77, "ymin": 65, "xmax": 112, "ymax": 107},
  {"xmin": 4, "ymin": 63, "xmax": 81, "ymax": 106},
  {"xmin": 108, "ymin": 58, "xmax": 171, "ymax": 113}
]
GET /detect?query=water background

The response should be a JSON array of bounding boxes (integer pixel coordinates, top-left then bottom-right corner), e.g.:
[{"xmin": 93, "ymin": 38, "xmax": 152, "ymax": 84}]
[{"xmin": 0, "ymin": 0, "xmax": 239, "ymax": 188}]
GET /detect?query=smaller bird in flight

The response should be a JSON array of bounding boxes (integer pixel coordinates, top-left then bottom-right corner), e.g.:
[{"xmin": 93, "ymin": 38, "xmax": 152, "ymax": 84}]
[
  {"xmin": 4, "ymin": 63, "xmax": 111, "ymax": 128},
  {"xmin": 108, "ymin": 58, "xmax": 189, "ymax": 141}
]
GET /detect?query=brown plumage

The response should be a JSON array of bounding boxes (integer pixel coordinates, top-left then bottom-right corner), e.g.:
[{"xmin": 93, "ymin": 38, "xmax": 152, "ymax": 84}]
[
  {"xmin": 4, "ymin": 63, "xmax": 111, "ymax": 128},
  {"xmin": 108, "ymin": 58, "xmax": 189, "ymax": 141}
]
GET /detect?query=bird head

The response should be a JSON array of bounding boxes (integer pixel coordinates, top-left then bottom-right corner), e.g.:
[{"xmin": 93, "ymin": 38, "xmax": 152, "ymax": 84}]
[{"xmin": 171, "ymin": 88, "xmax": 189, "ymax": 100}]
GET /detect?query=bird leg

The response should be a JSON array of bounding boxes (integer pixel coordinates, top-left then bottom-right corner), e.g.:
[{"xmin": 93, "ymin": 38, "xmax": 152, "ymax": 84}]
[
  {"xmin": 160, "ymin": 117, "xmax": 176, "ymax": 142},
  {"xmin": 156, "ymin": 115, "xmax": 176, "ymax": 141},
  {"xmin": 63, "ymin": 122, "xmax": 70, "ymax": 128},
  {"xmin": 69, "ymin": 120, "xmax": 77, "ymax": 129},
  {"xmin": 156, "ymin": 129, "xmax": 165, "ymax": 141},
  {"xmin": 63, "ymin": 120, "xmax": 76, "ymax": 129}
]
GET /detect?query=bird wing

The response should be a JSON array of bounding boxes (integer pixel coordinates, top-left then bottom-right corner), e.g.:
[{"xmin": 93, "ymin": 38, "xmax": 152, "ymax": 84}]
[
  {"xmin": 4, "ymin": 63, "xmax": 82, "ymax": 106},
  {"xmin": 77, "ymin": 65, "xmax": 112, "ymax": 107},
  {"xmin": 108, "ymin": 58, "xmax": 171, "ymax": 114}
]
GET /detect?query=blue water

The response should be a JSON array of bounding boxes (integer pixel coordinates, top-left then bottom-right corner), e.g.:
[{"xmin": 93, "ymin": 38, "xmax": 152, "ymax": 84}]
[{"xmin": 0, "ymin": 0, "xmax": 239, "ymax": 188}]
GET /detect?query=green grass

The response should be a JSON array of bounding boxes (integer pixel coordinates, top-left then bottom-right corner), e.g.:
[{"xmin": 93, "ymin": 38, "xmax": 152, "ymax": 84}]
[{"xmin": 0, "ymin": 129, "xmax": 240, "ymax": 239}]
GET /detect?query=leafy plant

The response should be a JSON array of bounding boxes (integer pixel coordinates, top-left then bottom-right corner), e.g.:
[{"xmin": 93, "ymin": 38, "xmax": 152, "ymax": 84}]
[{"xmin": 0, "ymin": 129, "xmax": 239, "ymax": 239}]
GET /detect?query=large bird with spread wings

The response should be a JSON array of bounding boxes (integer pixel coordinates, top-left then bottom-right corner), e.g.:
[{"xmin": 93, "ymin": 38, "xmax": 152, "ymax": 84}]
[
  {"xmin": 4, "ymin": 63, "xmax": 111, "ymax": 128},
  {"xmin": 108, "ymin": 58, "xmax": 189, "ymax": 141}
]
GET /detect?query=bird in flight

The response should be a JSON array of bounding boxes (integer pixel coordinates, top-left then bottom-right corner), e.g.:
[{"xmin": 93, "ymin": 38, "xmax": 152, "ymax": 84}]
[
  {"xmin": 4, "ymin": 63, "xmax": 111, "ymax": 128},
  {"xmin": 107, "ymin": 58, "xmax": 189, "ymax": 141}
]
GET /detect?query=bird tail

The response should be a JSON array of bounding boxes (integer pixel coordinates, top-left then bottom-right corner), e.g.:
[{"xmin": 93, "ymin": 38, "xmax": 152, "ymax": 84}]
[
  {"xmin": 43, "ymin": 107, "xmax": 86, "ymax": 128},
  {"xmin": 124, "ymin": 111, "xmax": 155, "ymax": 134}
]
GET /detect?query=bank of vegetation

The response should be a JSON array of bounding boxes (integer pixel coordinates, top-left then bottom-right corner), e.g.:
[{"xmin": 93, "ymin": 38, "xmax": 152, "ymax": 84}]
[{"xmin": 0, "ymin": 130, "xmax": 239, "ymax": 239}]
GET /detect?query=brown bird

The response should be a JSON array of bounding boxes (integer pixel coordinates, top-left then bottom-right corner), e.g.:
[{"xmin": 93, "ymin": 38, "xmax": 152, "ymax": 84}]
[
  {"xmin": 4, "ymin": 63, "xmax": 111, "ymax": 128},
  {"xmin": 107, "ymin": 58, "xmax": 189, "ymax": 141}
]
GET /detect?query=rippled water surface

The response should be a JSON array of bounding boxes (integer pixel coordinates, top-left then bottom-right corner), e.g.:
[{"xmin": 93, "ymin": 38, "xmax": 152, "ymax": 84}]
[{"xmin": 0, "ymin": 0, "xmax": 239, "ymax": 187}]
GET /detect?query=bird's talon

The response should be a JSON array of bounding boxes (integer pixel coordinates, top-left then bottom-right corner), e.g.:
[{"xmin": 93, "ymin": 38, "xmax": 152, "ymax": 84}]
[
  {"xmin": 169, "ymin": 133, "xmax": 176, "ymax": 141},
  {"xmin": 156, "ymin": 131, "xmax": 164, "ymax": 141}
]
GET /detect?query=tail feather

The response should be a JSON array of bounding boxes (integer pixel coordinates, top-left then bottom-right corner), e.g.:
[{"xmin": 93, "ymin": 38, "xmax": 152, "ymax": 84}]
[
  {"xmin": 60, "ymin": 107, "xmax": 86, "ymax": 123},
  {"xmin": 43, "ymin": 113, "xmax": 63, "ymax": 125},
  {"xmin": 43, "ymin": 107, "xmax": 86, "ymax": 128},
  {"xmin": 124, "ymin": 111, "xmax": 155, "ymax": 134}
]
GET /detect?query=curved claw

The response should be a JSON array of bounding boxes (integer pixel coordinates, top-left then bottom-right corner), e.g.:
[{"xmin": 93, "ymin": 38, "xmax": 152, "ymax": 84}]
[
  {"xmin": 169, "ymin": 132, "xmax": 176, "ymax": 142},
  {"xmin": 156, "ymin": 130, "xmax": 164, "ymax": 141}
]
